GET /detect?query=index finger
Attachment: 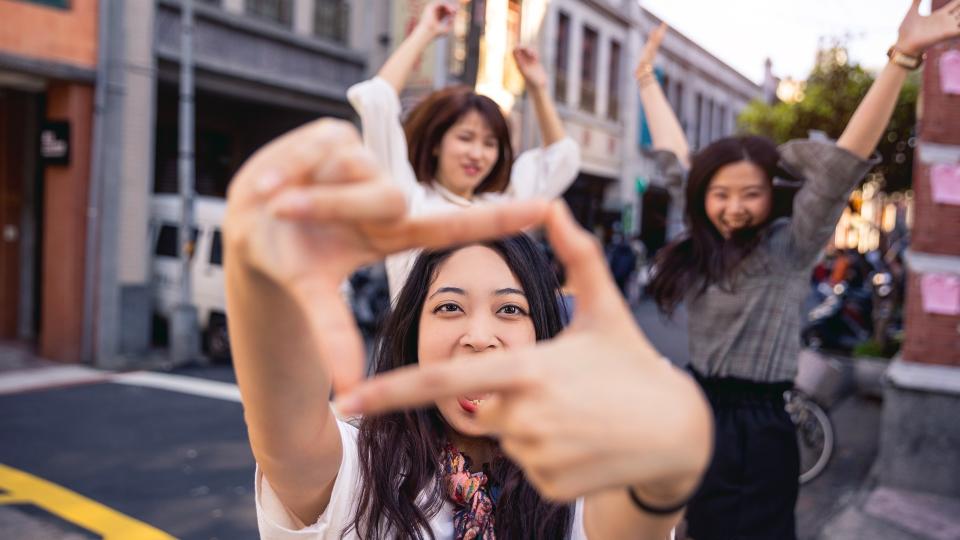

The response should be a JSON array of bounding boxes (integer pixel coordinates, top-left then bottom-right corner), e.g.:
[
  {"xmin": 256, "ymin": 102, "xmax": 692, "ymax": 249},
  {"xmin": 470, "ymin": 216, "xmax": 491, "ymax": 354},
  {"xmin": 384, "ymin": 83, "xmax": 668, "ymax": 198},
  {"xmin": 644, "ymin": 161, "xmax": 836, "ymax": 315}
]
[
  {"xmin": 384, "ymin": 198, "xmax": 550, "ymax": 253},
  {"xmin": 335, "ymin": 347, "xmax": 541, "ymax": 416}
]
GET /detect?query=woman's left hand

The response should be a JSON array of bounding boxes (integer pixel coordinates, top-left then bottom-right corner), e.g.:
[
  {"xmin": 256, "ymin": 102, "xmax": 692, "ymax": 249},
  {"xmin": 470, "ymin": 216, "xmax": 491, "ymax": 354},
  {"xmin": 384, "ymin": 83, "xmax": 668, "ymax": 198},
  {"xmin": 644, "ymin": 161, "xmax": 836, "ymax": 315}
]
[
  {"xmin": 896, "ymin": 0, "xmax": 960, "ymax": 56},
  {"xmin": 513, "ymin": 46, "xmax": 548, "ymax": 90}
]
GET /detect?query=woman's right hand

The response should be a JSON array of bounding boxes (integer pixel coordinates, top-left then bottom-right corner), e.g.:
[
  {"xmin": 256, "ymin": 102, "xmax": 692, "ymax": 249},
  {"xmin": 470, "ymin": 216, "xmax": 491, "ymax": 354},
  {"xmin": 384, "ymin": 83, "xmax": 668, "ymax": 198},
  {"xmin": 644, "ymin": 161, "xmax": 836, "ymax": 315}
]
[
  {"xmin": 224, "ymin": 118, "xmax": 548, "ymax": 393},
  {"xmin": 635, "ymin": 22, "xmax": 667, "ymax": 81},
  {"xmin": 416, "ymin": 1, "xmax": 457, "ymax": 38}
]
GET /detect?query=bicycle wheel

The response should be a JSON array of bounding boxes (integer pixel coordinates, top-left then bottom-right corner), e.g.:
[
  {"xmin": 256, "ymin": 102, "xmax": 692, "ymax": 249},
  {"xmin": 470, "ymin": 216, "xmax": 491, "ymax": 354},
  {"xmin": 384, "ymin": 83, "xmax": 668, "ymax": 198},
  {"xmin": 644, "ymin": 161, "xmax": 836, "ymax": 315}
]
[{"xmin": 785, "ymin": 391, "xmax": 835, "ymax": 484}]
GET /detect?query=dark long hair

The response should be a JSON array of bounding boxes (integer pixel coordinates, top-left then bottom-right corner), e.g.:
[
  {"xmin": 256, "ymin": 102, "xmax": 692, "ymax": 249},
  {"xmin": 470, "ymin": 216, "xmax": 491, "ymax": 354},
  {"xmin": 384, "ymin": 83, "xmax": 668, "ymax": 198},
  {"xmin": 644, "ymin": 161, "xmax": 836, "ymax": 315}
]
[
  {"xmin": 648, "ymin": 135, "xmax": 800, "ymax": 314},
  {"xmin": 349, "ymin": 235, "xmax": 572, "ymax": 539},
  {"xmin": 404, "ymin": 86, "xmax": 514, "ymax": 194}
]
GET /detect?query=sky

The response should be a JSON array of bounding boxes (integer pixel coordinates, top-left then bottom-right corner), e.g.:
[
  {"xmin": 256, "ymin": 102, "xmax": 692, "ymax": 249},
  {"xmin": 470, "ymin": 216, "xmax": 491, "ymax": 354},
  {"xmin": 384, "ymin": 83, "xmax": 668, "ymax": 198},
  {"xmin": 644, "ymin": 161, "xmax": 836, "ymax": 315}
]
[{"xmin": 639, "ymin": 0, "xmax": 934, "ymax": 84}]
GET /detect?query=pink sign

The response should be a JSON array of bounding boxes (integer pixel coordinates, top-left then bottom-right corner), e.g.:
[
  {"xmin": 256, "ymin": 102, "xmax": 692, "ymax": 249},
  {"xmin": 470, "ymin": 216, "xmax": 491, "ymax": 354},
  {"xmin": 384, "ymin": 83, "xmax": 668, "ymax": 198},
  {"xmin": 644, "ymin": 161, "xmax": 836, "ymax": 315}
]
[
  {"xmin": 941, "ymin": 50, "xmax": 960, "ymax": 95},
  {"xmin": 921, "ymin": 273, "xmax": 960, "ymax": 316},
  {"xmin": 930, "ymin": 164, "xmax": 960, "ymax": 205}
]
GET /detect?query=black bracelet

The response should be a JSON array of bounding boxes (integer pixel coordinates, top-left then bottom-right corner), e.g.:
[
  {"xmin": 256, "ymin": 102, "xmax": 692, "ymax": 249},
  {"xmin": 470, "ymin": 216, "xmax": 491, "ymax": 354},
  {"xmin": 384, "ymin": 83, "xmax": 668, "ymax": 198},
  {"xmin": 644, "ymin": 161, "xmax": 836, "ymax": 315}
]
[{"xmin": 626, "ymin": 485, "xmax": 691, "ymax": 516}]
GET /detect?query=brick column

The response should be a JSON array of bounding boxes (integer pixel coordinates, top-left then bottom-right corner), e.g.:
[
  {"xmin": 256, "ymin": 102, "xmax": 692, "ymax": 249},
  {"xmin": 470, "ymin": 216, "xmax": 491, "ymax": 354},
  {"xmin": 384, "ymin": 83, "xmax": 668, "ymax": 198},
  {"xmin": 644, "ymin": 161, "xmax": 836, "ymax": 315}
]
[
  {"xmin": 39, "ymin": 82, "xmax": 94, "ymax": 363},
  {"xmin": 876, "ymin": 0, "xmax": 960, "ymax": 498}
]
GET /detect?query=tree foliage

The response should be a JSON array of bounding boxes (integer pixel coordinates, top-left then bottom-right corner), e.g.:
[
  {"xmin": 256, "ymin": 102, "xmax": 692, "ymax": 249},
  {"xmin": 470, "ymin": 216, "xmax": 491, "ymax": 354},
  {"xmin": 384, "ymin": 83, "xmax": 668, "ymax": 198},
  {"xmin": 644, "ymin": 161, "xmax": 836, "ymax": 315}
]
[{"xmin": 738, "ymin": 47, "xmax": 920, "ymax": 191}]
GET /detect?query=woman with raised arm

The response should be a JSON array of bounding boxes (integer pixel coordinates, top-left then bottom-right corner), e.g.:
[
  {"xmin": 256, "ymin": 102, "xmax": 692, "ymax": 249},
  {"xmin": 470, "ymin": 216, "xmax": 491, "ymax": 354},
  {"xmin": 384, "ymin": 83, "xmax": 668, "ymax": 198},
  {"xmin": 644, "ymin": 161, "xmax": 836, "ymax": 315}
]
[
  {"xmin": 224, "ymin": 117, "xmax": 711, "ymax": 539},
  {"xmin": 636, "ymin": 4, "xmax": 960, "ymax": 539},
  {"xmin": 347, "ymin": 0, "xmax": 580, "ymax": 298}
]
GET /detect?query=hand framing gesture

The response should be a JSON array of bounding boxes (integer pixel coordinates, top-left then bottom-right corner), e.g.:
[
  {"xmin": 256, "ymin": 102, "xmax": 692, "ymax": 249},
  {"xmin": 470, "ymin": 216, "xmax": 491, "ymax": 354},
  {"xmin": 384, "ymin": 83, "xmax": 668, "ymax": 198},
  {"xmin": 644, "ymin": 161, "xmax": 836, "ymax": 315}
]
[{"xmin": 337, "ymin": 202, "xmax": 712, "ymax": 502}]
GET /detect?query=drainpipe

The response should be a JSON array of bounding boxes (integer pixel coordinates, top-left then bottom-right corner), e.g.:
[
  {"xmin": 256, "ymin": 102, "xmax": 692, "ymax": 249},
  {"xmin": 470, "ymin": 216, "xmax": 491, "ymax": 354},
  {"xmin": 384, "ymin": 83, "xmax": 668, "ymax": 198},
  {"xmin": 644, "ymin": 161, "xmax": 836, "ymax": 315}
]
[{"xmin": 81, "ymin": 0, "xmax": 113, "ymax": 365}]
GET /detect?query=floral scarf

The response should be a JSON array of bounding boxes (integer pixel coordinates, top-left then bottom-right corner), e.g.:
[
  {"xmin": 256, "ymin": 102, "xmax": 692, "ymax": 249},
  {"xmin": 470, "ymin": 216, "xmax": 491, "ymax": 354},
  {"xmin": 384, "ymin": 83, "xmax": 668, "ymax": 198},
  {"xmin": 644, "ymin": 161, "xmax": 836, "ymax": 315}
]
[{"xmin": 441, "ymin": 443, "xmax": 497, "ymax": 540}]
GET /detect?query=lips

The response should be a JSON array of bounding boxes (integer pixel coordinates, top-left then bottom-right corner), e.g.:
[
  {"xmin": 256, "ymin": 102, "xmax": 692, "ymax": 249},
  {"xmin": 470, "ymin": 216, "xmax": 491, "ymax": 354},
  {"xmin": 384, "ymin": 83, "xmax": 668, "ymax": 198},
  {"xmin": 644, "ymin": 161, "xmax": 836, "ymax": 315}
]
[
  {"xmin": 457, "ymin": 393, "xmax": 490, "ymax": 414},
  {"xmin": 462, "ymin": 164, "xmax": 481, "ymax": 176}
]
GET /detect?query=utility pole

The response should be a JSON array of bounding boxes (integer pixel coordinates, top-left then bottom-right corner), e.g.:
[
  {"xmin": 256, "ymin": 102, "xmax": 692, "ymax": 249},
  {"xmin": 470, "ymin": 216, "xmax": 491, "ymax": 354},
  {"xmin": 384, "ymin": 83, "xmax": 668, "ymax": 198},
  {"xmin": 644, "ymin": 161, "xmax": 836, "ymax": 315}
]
[{"xmin": 170, "ymin": 0, "xmax": 200, "ymax": 366}]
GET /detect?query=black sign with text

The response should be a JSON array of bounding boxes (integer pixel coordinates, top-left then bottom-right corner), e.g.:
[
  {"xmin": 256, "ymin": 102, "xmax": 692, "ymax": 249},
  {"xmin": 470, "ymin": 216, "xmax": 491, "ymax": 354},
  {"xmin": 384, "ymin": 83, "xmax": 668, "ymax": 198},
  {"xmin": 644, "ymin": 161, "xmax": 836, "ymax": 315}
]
[{"xmin": 40, "ymin": 121, "xmax": 70, "ymax": 166}]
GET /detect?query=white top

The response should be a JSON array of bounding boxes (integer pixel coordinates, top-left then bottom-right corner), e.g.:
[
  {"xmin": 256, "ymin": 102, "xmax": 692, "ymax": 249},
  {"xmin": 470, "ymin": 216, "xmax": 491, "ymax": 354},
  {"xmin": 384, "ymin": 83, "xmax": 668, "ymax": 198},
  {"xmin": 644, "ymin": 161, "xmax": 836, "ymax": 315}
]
[
  {"xmin": 346, "ymin": 77, "xmax": 582, "ymax": 299},
  {"xmin": 255, "ymin": 419, "xmax": 589, "ymax": 539}
]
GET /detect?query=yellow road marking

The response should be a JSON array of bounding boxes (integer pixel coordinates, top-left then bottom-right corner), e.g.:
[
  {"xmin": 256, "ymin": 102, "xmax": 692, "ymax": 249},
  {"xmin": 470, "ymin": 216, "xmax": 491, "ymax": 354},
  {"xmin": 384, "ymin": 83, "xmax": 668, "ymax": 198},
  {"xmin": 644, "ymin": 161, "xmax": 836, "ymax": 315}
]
[{"xmin": 0, "ymin": 463, "xmax": 176, "ymax": 539}]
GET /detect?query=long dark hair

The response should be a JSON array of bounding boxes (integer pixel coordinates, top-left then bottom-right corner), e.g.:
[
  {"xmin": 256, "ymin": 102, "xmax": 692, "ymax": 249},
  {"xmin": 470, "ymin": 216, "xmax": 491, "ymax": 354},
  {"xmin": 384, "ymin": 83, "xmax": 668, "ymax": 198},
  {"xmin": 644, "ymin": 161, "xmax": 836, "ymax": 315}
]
[
  {"xmin": 349, "ymin": 235, "xmax": 572, "ymax": 539},
  {"xmin": 648, "ymin": 135, "xmax": 800, "ymax": 314},
  {"xmin": 404, "ymin": 86, "xmax": 514, "ymax": 194}
]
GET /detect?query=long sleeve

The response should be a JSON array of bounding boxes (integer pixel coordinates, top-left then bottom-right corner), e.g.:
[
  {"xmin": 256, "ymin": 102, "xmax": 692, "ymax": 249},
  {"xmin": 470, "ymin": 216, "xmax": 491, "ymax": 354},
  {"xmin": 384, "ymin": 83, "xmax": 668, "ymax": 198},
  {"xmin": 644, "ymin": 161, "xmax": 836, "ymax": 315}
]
[
  {"xmin": 778, "ymin": 140, "xmax": 878, "ymax": 268},
  {"xmin": 507, "ymin": 137, "xmax": 581, "ymax": 200},
  {"xmin": 346, "ymin": 77, "xmax": 421, "ymax": 199}
]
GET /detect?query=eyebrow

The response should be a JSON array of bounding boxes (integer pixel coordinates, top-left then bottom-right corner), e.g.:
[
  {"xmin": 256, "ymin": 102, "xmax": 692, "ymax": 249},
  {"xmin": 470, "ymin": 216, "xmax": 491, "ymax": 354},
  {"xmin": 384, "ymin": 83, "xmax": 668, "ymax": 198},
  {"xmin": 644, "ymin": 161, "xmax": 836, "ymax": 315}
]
[{"xmin": 427, "ymin": 286, "xmax": 526, "ymax": 299}]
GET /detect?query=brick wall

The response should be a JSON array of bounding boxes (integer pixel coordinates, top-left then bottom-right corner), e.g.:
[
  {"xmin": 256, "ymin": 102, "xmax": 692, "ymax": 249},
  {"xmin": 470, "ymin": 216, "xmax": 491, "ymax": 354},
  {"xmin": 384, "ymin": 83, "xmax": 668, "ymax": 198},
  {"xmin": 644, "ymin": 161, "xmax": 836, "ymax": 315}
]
[
  {"xmin": 910, "ymin": 160, "xmax": 960, "ymax": 256},
  {"xmin": 902, "ymin": 274, "xmax": 960, "ymax": 366},
  {"xmin": 902, "ymin": 0, "xmax": 960, "ymax": 366},
  {"xmin": 0, "ymin": 0, "xmax": 98, "ymax": 68}
]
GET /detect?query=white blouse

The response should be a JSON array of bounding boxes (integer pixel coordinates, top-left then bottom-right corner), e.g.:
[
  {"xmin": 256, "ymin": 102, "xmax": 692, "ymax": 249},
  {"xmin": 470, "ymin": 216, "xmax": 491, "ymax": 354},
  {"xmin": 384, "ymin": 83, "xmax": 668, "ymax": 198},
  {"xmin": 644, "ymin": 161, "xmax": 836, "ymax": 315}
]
[
  {"xmin": 346, "ymin": 77, "xmax": 581, "ymax": 299},
  {"xmin": 255, "ymin": 419, "xmax": 589, "ymax": 539}
]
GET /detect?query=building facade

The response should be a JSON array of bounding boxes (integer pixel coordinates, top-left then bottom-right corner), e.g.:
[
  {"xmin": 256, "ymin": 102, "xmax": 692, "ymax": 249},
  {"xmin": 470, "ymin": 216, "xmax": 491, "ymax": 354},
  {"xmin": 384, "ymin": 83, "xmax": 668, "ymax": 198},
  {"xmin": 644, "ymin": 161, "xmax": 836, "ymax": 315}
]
[
  {"xmin": 1, "ymin": 0, "xmax": 372, "ymax": 367},
  {"xmin": 0, "ymin": 0, "xmax": 98, "ymax": 363}
]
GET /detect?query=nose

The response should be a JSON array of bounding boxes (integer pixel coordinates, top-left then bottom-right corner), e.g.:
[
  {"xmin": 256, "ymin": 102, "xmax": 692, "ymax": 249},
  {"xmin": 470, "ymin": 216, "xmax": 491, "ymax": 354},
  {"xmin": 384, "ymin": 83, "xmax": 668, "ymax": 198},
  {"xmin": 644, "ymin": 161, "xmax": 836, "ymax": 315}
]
[
  {"xmin": 467, "ymin": 141, "xmax": 484, "ymax": 161},
  {"xmin": 459, "ymin": 315, "xmax": 500, "ymax": 352},
  {"xmin": 728, "ymin": 197, "xmax": 745, "ymax": 215}
]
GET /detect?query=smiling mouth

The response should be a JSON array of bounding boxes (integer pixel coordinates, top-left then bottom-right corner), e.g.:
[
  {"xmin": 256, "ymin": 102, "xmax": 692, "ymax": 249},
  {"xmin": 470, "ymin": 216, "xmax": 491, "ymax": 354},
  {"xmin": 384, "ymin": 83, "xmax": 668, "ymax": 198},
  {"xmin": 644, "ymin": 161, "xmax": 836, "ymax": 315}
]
[{"xmin": 462, "ymin": 165, "xmax": 481, "ymax": 176}]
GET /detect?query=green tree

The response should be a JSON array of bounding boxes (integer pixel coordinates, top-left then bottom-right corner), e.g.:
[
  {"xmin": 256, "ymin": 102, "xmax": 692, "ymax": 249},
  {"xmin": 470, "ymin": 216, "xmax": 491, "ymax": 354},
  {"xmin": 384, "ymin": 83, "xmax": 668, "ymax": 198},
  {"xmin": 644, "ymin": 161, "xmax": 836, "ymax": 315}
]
[{"xmin": 738, "ymin": 46, "xmax": 920, "ymax": 191}]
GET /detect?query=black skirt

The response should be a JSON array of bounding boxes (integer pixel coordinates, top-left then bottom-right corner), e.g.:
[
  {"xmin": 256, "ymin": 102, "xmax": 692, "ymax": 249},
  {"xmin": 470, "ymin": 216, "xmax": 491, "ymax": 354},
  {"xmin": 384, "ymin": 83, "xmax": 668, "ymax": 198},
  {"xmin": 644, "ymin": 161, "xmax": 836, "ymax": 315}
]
[{"xmin": 684, "ymin": 367, "xmax": 799, "ymax": 540}]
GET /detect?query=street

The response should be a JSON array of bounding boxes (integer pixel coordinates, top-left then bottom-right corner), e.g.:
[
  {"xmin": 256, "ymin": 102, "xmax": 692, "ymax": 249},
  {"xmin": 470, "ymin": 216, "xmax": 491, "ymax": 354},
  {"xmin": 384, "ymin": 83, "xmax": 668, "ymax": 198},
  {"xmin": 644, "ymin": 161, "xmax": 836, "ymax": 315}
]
[{"xmin": 0, "ymin": 301, "xmax": 887, "ymax": 539}]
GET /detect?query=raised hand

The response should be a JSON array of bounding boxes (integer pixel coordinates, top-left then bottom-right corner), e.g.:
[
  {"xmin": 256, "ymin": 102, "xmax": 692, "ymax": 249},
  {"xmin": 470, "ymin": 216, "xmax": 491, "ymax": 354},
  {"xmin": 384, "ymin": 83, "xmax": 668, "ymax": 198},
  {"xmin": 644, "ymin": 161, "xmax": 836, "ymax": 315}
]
[
  {"xmin": 636, "ymin": 22, "xmax": 667, "ymax": 78},
  {"xmin": 513, "ymin": 46, "xmax": 548, "ymax": 90},
  {"xmin": 416, "ymin": 0, "xmax": 457, "ymax": 38},
  {"xmin": 896, "ymin": 0, "xmax": 960, "ymax": 55},
  {"xmin": 224, "ymin": 119, "xmax": 549, "ymax": 393},
  {"xmin": 336, "ymin": 201, "xmax": 712, "ymax": 502}
]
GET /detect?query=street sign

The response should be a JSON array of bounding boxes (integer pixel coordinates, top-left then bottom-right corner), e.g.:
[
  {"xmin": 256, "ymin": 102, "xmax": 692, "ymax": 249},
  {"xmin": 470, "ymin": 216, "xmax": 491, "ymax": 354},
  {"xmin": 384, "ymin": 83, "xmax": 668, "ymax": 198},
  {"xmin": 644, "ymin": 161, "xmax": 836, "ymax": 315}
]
[{"xmin": 636, "ymin": 177, "xmax": 649, "ymax": 195}]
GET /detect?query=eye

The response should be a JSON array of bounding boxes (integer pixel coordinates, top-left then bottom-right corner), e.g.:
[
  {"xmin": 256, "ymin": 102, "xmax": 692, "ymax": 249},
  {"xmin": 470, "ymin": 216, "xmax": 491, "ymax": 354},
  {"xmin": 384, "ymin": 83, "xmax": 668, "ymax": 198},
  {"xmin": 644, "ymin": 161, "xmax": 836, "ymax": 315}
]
[
  {"xmin": 484, "ymin": 138, "xmax": 498, "ymax": 148},
  {"xmin": 497, "ymin": 304, "xmax": 528, "ymax": 316},
  {"xmin": 433, "ymin": 302, "xmax": 463, "ymax": 314}
]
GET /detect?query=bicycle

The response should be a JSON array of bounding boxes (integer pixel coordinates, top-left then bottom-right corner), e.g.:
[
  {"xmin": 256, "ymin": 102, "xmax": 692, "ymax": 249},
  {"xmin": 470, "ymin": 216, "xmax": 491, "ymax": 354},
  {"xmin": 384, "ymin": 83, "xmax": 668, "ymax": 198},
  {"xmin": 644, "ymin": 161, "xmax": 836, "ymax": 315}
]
[{"xmin": 784, "ymin": 388, "xmax": 835, "ymax": 484}]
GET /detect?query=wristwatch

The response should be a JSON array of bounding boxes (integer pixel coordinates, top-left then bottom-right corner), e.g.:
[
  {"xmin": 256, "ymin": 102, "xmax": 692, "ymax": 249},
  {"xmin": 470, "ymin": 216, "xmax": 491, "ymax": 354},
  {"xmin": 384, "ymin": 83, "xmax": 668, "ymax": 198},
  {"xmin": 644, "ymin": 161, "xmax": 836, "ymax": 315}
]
[{"xmin": 887, "ymin": 46, "xmax": 923, "ymax": 70}]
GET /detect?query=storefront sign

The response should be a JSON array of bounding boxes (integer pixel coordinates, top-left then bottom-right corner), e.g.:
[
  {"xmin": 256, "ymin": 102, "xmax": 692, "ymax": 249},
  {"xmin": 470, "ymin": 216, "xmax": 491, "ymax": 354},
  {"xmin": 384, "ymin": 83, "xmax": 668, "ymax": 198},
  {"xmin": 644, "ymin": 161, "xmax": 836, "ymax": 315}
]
[{"xmin": 40, "ymin": 121, "xmax": 70, "ymax": 166}]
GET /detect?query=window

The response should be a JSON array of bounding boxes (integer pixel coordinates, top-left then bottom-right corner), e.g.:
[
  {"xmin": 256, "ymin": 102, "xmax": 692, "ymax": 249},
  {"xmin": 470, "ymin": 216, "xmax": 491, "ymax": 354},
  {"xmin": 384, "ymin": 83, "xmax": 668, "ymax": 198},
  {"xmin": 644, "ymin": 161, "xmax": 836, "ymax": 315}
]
[
  {"xmin": 245, "ymin": 0, "xmax": 292, "ymax": 27},
  {"xmin": 703, "ymin": 98, "xmax": 714, "ymax": 146},
  {"xmin": 314, "ymin": 0, "xmax": 349, "ymax": 43},
  {"xmin": 674, "ymin": 81, "xmax": 684, "ymax": 118},
  {"xmin": 503, "ymin": 0, "xmax": 524, "ymax": 93},
  {"xmin": 155, "ymin": 224, "xmax": 199, "ymax": 259},
  {"xmin": 554, "ymin": 11, "xmax": 570, "ymax": 103},
  {"xmin": 607, "ymin": 40, "xmax": 621, "ymax": 121},
  {"xmin": 580, "ymin": 26, "xmax": 598, "ymax": 113},
  {"xmin": 694, "ymin": 93, "xmax": 703, "ymax": 148},
  {"xmin": 716, "ymin": 104, "xmax": 727, "ymax": 138},
  {"xmin": 210, "ymin": 230, "xmax": 223, "ymax": 266}
]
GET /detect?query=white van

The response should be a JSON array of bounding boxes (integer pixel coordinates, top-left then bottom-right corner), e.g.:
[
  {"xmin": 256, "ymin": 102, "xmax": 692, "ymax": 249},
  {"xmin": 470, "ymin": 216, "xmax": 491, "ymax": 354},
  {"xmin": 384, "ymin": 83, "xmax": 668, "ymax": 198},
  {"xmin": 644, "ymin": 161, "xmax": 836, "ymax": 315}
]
[{"xmin": 150, "ymin": 194, "xmax": 229, "ymax": 361}]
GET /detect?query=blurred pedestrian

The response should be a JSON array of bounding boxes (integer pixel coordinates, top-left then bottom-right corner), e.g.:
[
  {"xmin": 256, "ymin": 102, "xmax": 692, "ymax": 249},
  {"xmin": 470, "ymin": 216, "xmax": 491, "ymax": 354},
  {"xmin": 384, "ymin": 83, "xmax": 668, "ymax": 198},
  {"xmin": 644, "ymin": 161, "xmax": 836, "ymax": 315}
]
[
  {"xmin": 606, "ymin": 231, "xmax": 637, "ymax": 298},
  {"xmin": 347, "ymin": 1, "xmax": 580, "ymax": 299},
  {"xmin": 638, "ymin": 3, "xmax": 960, "ymax": 538}
]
